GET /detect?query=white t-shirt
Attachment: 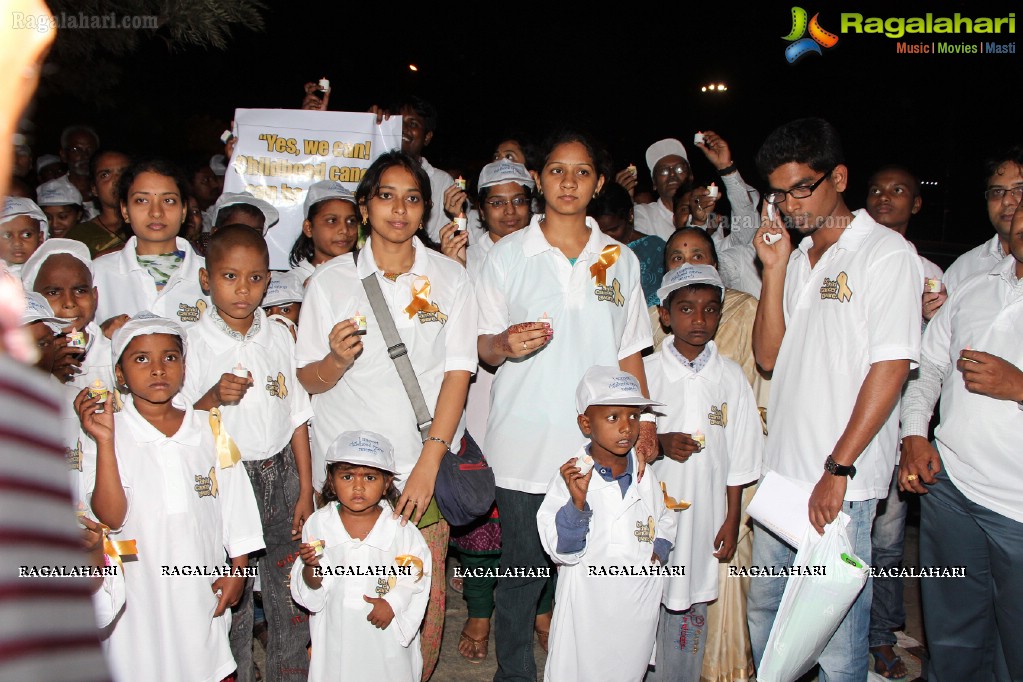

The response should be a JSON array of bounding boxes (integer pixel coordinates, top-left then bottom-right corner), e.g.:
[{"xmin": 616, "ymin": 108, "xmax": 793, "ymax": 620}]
[
  {"xmin": 420, "ymin": 158, "xmax": 455, "ymax": 245},
  {"xmin": 920, "ymin": 255, "xmax": 1023, "ymax": 522},
  {"xmin": 464, "ymin": 233, "xmax": 497, "ymax": 441},
  {"xmin": 765, "ymin": 210, "xmax": 922, "ymax": 500},
  {"xmin": 296, "ymin": 236, "xmax": 477, "ymax": 489},
  {"xmin": 82, "ymin": 396, "xmax": 264, "ymax": 682},
  {"xmin": 476, "ymin": 216, "xmax": 653, "ymax": 493},
  {"xmin": 93, "ymin": 237, "xmax": 210, "ymax": 327},
  {"xmin": 942, "ymin": 234, "xmax": 1005, "ymax": 294},
  {"xmin": 537, "ymin": 448, "xmax": 675, "ymax": 682},
  {"xmin": 633, "ymin": 200, "xmax": 675, "ymax": 242},
  {"xmin": 68, "ymin": 321, "xmax": 115, "ymax": 392},
  {"xmin": 291, "ymin": 503, "xmax": 431, "ymax": 682},
  {"xmin": 646, "ymin": 341, "xmax": 763, "ymax": 610},
  {"xmin": 182, "ymin": 308, "xmax": 312, "ymax": 461},
  {"xmin": 290, "ymin": 258, "xmax": 317, "ymax": 287}
]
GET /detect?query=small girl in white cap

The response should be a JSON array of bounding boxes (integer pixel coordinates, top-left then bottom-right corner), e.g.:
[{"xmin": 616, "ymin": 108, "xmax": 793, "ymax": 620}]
[
  {"xmin": 75, "ymin": 311, "xmax": 264, "ymax": 682},
  {"xmin": 293, "ymin": 430, "xmax": 432, "ymax": 682}
]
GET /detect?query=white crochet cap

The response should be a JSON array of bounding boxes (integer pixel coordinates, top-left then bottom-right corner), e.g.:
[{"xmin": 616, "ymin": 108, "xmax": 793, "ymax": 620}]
[
  {"xmin": 645, "ymin": 138, "xmax": 688, "ymax": 176},
  {"xmin": 110, "ymin": 311, "xmax": 187, "ymax": 364},
  {"xmin": 20, "ymin": 238, "xmax": 93, "ymax": 291}
]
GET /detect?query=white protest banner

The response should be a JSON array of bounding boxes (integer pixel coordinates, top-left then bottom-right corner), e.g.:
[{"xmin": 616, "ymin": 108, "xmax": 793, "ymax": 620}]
[{"xmin": 223, "ymin": 108, "xmax": 402, "ymax": 269}]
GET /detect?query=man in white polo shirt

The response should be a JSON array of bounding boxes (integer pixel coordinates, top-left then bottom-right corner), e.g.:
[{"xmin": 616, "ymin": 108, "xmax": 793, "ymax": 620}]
[
  {"xmin": 748, "ymin": 118, "xmax": 922, "ymax": 682},
  {"xmin": 898, "ymin": 204, "xmax": 1023, "ymax": 681},
  {"xmin": 943, "ymin": 146, "xmax": 1023, "ymax": 292}
]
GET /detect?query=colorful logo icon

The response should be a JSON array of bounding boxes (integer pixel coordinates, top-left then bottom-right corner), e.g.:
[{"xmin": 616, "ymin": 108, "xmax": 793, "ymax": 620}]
[{"xmin": 783, "ymin": 7, "xmax": 839, "ymax": 63}]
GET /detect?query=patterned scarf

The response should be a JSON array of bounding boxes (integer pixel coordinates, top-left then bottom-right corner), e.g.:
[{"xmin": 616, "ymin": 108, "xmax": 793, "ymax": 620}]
[{"xmin": 136, "ymin": 250, "xmax": 185, "ymax": 287}]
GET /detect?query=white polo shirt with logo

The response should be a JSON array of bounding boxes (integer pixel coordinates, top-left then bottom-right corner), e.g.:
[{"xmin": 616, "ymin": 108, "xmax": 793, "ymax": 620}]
[
  {"xmin": 93, "ymin": 237, "xmax": 210, "ymax": 327},
  {"xmin": 942, "ymin": 234, "xmax": 1005, "ymax": 294},
  {"xmin": 476, "ymin": 216, "xmax": 652, "ymax": 493},
  {"xmin": 182, "ymin": 308, "xmax": 313, "ymax": 461},
  {"xmin": 765, "ymin": 210, "xmax": 922, "ymax": 500},
  {"xmin": 296, "ymin": 236, "xmax": 478, "ymax": 490}
]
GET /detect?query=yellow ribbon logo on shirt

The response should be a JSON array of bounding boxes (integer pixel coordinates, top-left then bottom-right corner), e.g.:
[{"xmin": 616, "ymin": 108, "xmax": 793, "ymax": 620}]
[
  {"xmin": 589, "ymin": 245, "xmax": 620, "ymax": 286},
  {"xmin": 404, "ymin": 276, "xmax": 440, "ymax": 319},
  {"xmin": 836, "ymin": 272, "xmax": 853, "ymax": 302},
  {"xmin": 209, "ymin": 407, "xmax": 241, "ymax": 468},
  {"xmin": 660, "ymin": 482, "xmax": 692, "ymax": 511},
  {"xmin": 99, "ymin": 525, "xmax": 138, "ymax": 570},
  {"xmin": 396, "ymin": 554, "xmax": 426, "ymax": 582}
]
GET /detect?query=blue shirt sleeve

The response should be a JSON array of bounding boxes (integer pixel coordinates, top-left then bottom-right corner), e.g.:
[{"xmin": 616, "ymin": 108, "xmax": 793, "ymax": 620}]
[
  {"xmin": 653, "ymin": 538, "xmax": 673, "ymax": 565},
  {"xmin": 554, "ymin": 499, "xmax": 592, "ymax": 555}
]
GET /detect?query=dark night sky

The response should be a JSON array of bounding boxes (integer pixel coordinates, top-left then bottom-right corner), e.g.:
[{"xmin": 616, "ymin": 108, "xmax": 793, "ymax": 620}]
[{"xmin": 29, "ymin": 0, "xmax": 1022, "ymax": 265}]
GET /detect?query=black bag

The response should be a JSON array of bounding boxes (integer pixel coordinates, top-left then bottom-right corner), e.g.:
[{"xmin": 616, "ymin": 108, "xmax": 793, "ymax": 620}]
[{"xmin": 433, "ymin": 432, "xmax": 496, "ymax": 527}]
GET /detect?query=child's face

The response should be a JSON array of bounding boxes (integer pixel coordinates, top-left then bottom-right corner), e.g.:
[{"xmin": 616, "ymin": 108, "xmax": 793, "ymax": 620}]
[
  {"xmin": 578, "ymin": 405, "xmax": 642, "ymax": 460},
  {"xmin": 659, "ymin": 287, "xmax": 722, "ymax": 361},
  {"xmin": 114, "ymin": 333, "xmax": 185, "ymax": 405},
  {"xmin": 33, "ymin": 254, "xmax": 97, "ymax": 332},
  {"xmin": 672, "ymin": 190, "xmax": 694, "ymax": 229},
  {"xmin": 120, "ymin": 171, "xmax": 186, "ymax": 248},
  {"xmin": 866, "ymin": 169, "xmax": 920, "ymax": 233},
  {"xmin": 479, "ymin": 182, "xmax": 531, "ymax": 240},
  {"xmin": 303, "ymin": 199, "xmax": 359, "ymax": 264},
  {"xmin": 199, "ymin": 246, "xmax": 269, "ymax": 334},
  {"xmin": 264, "ymin": 301, "xmax": 301, "ymax": 325},
  {"xmin": 399, "ymin": 106, "xmax": 432, "ymax": 158},
  {"xmin": 540, "ymin": 142, "xmax": 604, "ymax": 218},
  {"xmin": 29, "ymin": 321, "xmax": 57, "ymax": 373},
  {"xmin": 185, "ymin": 197, "xmax": 204, "ymax": 240},
  {"xmin": 330, "ymin": 465, "xmax": 390, "ymax": 515},
  {"xmin": 0, "ymin": 216, "xmax": 42, "ymax": 265},
  {"xmin": 42, "ymin": 204, "xmax": 83, "ymax": 239},
  {"xmin": 665, "ymin": 231, "xmax": 716, "ymax": 270},
  {"xmin": 360, "ymin": 166, "xmax": 426, "ymax": 246}
]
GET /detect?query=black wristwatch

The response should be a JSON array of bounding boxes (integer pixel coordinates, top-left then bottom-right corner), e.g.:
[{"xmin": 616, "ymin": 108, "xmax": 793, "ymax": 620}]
[{"xmin": 825, "ymin": 455, "xmax": 856, "ymax": 479}]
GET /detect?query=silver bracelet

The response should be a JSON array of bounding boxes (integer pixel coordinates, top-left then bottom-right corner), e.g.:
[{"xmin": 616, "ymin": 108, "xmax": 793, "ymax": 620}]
[{"xmin": 425, "ymin": 436, "xmax": 451, "ymax": 450}]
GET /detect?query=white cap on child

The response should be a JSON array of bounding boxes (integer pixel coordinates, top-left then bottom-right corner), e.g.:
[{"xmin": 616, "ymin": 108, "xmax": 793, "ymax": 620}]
[
  {"xmin": 110, "ymin": 311, "xmax": 187, "ymax": 365},
  {"xmin": 477, "ymin": 160, "xmax": 534, "ymax": 191},
  {"xmin": 575, "ymin": 365, "xmax": 665, "ymax": 415},
  {"xmin": 303, "ymin": 180, "xmax": 356, "ymax": 219},
  {"xmin": 262, "ymin": 271, "xmax": 304, "ymax": 308},
  {"xmin": 20, "ymin": 238, "xmax": 93, "ymax": 291},
  {"xmin": 211, "ymin": 191, "xmax": 280, "ymax": 234},
  {"xmin": 1, "ymin": 196, "xmax": 48, "ymax": 238},
  {"xmin": 21, "ymin": 291, "xmax": 65, "ymax": 333},
  {"xmin": 656, "ymin": 263, "xmax": 725, "ymax": 306},
  {"xmin": 36, "ymin": 175, "xmax": 83, "ymax": 207},
  {"xmin": 645, "ymin": 138, "xmax": 688, "ymax": 176},
  {"xmin": 325, "ymin": 430, "xmax": 398, "ymax": 475}
]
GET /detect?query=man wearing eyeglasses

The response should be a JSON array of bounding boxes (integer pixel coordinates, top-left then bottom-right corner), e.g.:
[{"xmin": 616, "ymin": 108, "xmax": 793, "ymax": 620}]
[
  {"xmin": 747, "ymin": 118, "xmax": 923, "ymax": 682},
  {"xmin": 942, "ymin": 147, "xmax": 1023, "ymax": 293},
  {"xmin": 58, "ymin": 124, "xmax": 100, "ymax": 205}
]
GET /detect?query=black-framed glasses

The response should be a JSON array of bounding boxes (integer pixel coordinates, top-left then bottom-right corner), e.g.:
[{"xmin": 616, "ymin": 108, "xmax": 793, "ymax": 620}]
[
  {"xmin": 654, "ymin": 162, "xmax": 690, "ymax": 178},
  {"xmin": 485, "ymin": 197, "xmax": 530, "ymax": 209},
  {"xmin": 765, "ymin": 166, "xmax": 836, "ymax": 205},
  {"xmin": 984, "ymin": 186, "xmax": 1023, "ymax": 202}
]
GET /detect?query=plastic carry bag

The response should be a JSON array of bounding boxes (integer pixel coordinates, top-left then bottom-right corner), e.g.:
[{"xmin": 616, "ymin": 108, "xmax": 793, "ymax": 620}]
[{"xmin": 757, "ymin": 520, "xmax": 870, "ymax": 682}]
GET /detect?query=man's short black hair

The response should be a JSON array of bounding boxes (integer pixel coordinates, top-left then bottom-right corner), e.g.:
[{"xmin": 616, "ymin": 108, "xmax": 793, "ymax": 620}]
[
  {"xmin": 755, "ymin": 117, "xmax": 845, "ymax": 180},
  {"xmin": 982, "ymin": 145, "xmax": 1023, "ymax": 186}
]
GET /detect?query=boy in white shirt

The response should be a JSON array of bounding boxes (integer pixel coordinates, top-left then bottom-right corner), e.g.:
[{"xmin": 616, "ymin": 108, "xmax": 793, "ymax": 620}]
[
  {"xmin": 181, "ymin": 225, "xmax": 314, "ymax": 682},
  {"xmin": 537, "ymin": 366, "xmax": 674, "ymax": 682},
  {"xmin": 644, "ymin": 264, "xmax": 763, "ymax": 680},
  {"xmin": 21, "ymin": 239, "xmax": 114, "ymax": 392}
]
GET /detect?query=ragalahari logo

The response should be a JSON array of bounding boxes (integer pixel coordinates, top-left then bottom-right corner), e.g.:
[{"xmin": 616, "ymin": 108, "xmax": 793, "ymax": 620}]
[{"xmin": 783, "ymin": 7, "xmax": 840, "ymax": 63}]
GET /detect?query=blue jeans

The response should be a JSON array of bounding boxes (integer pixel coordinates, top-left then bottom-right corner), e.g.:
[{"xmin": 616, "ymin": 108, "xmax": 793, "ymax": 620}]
[
  {"xmin": 649, "ymin": 602, "xmax": 709, "ymax": 682},
  {"xmin": 229, "ymin": 446, "xmax": 309, "ymax": 682},
  {"xmin": 492, "ymin": 487, "xmax": 556, "ymax": 682},
  {"xmin": 748, "ymin": 498, "xmax": 877, "ymax": 682},
  {"xmin": 920, "ymin": 468, "xmax": 1023, "ymax": 682},
  {"xmin": 869, "ymin": 467, "xmax": 908, "ymax": 649}
]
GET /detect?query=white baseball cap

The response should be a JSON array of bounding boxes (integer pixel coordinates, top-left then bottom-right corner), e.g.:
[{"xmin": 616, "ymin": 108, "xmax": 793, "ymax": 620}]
[
  {"xmin": 209, "ymin": 154, "xmax": 227, "ymax": 177},
  {"xmin": 575, "ymin": 366, "xmax": 664, "ymax": 414},
  {"xmin": 212, "ymin": 192, "xmax": 280, "ymax": 234},
  {"xmin": 303, "ymin": 180, "xmax": 356, "ymax": 219},
  {"xmin": 657, "ymin": 263, "xmax": 725, "ymax": 305},
  {"xmin": 110, "ymin": 311, "xmax": 187, "ymax": 364},
  {"xmin": 1, "ymin": 197, "xmax": 48, "ymax": 237},
  {"xmin": 325, "ymin": 430, "xmax": 398, "ymax": 475},
  {"xmin": 36, "ymin": 175, "xmax": 83, "ymax": 207},
  {"xmin": 20, "ymin": 238, "xmax": 93, "ymax": 291},
  {"xmin": 645, "ymin": 138, "xmax": 688, "ymax": 176},
  {"xmin": 477, "ymin": 160, "xmax": 534, "ymax": 191},
  {"xmin": 262, "ymin": 271, "xmax": 304, "ymax": 308},
  {"xmin": 21, "ymin": 291, "xmax": 65, "ymax": 333}
]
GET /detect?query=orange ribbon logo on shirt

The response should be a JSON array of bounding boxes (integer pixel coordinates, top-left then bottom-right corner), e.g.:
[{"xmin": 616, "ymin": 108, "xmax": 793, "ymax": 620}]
[
  {"xmin": 404, "ymin": 276, "xmax": 440, "ymax": 319},
  {"xmin": 209, "ymin": 407, "xmax": 241, "ymax": 468},
  {"xmin": 99, "ymin": 525, "xmax": 138, "ymax": 570},
  {"xmin": 589, "ymin": 245, "xmax": 620, "ymax": 286}
]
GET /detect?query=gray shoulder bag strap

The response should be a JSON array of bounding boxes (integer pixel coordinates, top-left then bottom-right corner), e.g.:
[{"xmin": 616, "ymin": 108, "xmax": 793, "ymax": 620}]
[{"xmin": 354, "ymin": 249, "xmax": 433, "ymax": 441}]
